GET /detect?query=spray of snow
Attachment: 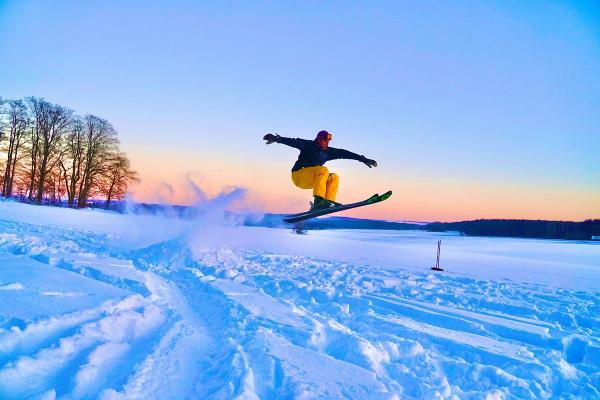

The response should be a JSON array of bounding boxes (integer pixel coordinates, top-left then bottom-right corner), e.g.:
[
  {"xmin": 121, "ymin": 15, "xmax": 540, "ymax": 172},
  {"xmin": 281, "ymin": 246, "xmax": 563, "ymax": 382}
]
[
  {"xmin": 181, "ymin": 177, "xmax": 248, "ymax": 266},
  {"xmin": 123, "ymin": 173, "xmax": 252, "ymax": 222},
  {"xmin": 122, "ymin": 173, "xmax": 257, "ymax": 266}
]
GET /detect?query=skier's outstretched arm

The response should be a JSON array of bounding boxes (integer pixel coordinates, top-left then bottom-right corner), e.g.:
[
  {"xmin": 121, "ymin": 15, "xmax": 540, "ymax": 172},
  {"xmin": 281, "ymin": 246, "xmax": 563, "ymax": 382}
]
[
  {"xmin": 263, "ymin": 134, "xmax": 310, "ymax": 150},
  {"xmin": 328, "ymin": 147, "xmax": 378, "ymax": 168}
]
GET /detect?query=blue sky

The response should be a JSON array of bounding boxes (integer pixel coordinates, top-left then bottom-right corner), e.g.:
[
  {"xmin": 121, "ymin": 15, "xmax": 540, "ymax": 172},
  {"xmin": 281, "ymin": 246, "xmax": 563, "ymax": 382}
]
[{"xmin": 1, "ymin": 0, "xmax": 599, "ymax": 220}]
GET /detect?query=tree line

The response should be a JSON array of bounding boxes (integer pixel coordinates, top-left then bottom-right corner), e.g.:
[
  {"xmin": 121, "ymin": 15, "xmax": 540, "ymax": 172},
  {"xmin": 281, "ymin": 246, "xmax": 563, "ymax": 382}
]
[
  {"xmin": 0, "ymin": 96, "xmax": 138, "ymax": 208},
  {"xmin": 247, "ymin": 214, "xmax": 600, "ymax": 240},
  {"xmin": 426, "ymin": 219, "xmax": 600, "ymax": 240}
]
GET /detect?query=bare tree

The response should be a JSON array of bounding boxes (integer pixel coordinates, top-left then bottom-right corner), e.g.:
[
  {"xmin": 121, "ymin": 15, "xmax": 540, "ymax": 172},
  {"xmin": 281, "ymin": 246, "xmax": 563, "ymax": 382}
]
[
  {"xmin": 60, "ymin": 117, "xmax": 86, "ymax": 206},
  {"xmin": 0, "ymin": 97, "xmax": 137, "ymax": 207},
  {"xmin": 0, "ymin": 98, "xmax": 5, "ymax": 143},
  {"xmin": 27, "ymin": 97, "xmax": 73, "ymax": 203},
  {"xmin": 0, "ymin": 98, "xmax": 5, "ymax": 190},
  {"xmin": 101, "ymin": 152, "xmax": 139, "ymax": 209},
  {"xmin": 77, "ymin": 115, "xmax": 118, "ymax": 207},
  {"xmin": 2, "ymin": 99, "xmax": 29, "ymax": 197},
  {"xmin": 25, "ymin": 124, "xmax": 41, "ymax": 201},
  {"xmin": 46, "ymin": 166, "xmax": 65, "ymax": 205}
]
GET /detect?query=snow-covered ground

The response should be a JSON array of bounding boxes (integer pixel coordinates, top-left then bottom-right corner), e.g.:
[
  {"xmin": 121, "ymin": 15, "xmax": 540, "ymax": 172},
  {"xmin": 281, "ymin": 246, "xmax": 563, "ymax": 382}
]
[{"xmin": 0, "ymin": 200, "xmax": 598, "ymax": 399}]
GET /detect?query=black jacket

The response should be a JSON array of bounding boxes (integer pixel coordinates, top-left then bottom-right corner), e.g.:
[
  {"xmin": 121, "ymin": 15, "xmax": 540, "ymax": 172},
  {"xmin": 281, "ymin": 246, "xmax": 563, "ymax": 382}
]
[{"xmin": 278, "ymin": 136, "xmax": 365, "ymax": 172}]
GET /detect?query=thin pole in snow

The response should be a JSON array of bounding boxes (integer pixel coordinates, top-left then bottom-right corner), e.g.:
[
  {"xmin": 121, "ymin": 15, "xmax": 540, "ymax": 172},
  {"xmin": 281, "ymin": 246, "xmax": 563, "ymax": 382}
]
[{"xmin": 431, "ymin": 240, "xmax": 444, "ymax": 271}]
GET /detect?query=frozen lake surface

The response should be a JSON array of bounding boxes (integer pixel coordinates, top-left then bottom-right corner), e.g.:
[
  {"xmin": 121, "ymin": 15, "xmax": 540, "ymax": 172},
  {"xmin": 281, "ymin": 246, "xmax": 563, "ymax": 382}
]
[{"xmin": 0, "ymin": 201, "xmax": 598, "ymax": 399}]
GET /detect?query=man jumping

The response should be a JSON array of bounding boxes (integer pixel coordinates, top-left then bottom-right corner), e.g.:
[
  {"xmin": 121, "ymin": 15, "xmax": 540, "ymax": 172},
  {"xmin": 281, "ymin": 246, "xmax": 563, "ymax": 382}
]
[{"xmin": 263, "ymin": 130, "xmax": 378, "ymax": 210}]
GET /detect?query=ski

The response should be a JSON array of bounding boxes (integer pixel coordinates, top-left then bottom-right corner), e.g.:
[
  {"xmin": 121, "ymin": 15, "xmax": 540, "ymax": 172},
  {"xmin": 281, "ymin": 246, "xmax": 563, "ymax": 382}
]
[{"xmin": 282, "ymin": 191, "xmax": 392, "ymax": 223}]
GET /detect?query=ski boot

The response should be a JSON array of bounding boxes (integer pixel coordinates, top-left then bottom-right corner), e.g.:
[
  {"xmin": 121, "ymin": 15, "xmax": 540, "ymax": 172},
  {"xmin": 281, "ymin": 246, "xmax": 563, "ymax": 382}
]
[{"xmin": 310, "ymin": 196, "xmax": 341, "ymax": 211}]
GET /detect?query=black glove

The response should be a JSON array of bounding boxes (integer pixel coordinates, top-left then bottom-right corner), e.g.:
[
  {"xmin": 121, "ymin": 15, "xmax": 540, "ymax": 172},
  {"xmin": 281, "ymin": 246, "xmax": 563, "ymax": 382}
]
[
  {"xmin": 263, "ymin": 133, "xmax": 280, "ymax": 144},
  {"xmin": 361, "ymin": 156, "xmax": 378, "ymax": 168}
]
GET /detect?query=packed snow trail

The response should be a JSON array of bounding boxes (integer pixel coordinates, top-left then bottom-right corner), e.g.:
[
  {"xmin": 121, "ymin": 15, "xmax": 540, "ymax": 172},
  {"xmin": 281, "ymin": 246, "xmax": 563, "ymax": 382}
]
[{"xmin": 0, "ymin": 202, "xmax": 598, "ymax": 399}]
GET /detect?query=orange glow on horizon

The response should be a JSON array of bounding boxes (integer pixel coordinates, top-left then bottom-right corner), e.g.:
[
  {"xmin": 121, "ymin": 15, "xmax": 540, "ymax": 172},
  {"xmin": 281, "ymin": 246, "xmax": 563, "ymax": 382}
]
[
  {"xmin": 126, "ymin": 148, "xmax": 600, "ymax": 223},
  {"xmin": 128, "ymin": 175, "xmax": 600, "ymax": 223}
]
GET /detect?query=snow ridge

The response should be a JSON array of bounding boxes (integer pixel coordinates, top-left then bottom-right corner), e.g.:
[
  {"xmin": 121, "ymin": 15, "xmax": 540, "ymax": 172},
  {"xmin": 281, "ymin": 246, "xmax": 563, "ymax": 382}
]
[{"xmin": 0, "ymin": 202, "xmax": 598, "ymax": 399}]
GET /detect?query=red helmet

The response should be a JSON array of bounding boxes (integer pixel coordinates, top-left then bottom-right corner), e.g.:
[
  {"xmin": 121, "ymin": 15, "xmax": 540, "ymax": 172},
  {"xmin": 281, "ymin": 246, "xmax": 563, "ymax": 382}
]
[{"xmin": 316, "ymin": 130, "xmax": 332, "ymax": 141}]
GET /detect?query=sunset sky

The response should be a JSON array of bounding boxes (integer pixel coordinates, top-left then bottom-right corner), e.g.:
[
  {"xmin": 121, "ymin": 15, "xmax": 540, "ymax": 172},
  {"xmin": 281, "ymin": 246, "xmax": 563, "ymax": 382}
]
[{"xmin": 1, "ymin": 1, "xmax": 599, "ymax": 222}]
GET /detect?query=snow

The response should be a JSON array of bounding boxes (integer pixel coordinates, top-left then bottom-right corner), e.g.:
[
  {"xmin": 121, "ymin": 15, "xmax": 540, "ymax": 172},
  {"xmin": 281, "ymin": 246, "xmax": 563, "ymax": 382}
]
[{"xmin": 0, "ymin": 200, "xmax": 598, "ymax": 399}]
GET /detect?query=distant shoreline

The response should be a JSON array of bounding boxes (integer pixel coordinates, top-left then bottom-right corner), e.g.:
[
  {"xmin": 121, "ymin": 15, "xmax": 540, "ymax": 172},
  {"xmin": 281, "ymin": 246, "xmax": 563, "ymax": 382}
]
[
  {"xmin": 70, "ymin": 201, "xmax": 600, "ymax": 241},
  {"xmin": 246, "ymin": 213, "xmax": 600, "ymax": 241},
  {"xmin": 4, "ymin": 199, "xmax": 599, "ymax": 242}
]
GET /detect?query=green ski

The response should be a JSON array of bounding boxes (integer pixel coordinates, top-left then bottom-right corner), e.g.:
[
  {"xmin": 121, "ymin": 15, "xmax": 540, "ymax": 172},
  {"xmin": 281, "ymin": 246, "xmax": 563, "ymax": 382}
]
[{"xmin": 283, "ymin": 191, "xmax": 392, "ymax": 223}]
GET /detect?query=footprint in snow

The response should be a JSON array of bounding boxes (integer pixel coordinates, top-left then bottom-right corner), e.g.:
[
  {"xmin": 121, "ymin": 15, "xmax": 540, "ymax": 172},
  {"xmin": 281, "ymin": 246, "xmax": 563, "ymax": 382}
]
[
  {"xmin": 40, "ymin": 291, "xmax": 87, "ymax": 297},
  {"xmin": 0, "ymin": 282, "xmax": 24, "ymax": 290}
]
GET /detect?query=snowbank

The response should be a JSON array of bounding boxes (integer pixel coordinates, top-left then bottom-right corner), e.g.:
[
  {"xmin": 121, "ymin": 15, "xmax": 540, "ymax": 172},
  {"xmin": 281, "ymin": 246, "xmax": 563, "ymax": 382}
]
[{"xmin": 0, "ymin": 201, "xmax": 598, "ymax": 399}]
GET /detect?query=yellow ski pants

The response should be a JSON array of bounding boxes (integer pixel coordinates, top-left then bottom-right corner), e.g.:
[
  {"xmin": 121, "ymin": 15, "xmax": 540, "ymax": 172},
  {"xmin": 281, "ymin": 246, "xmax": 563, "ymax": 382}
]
[{"xmin": 291, "ymin": 166, "xmax": 339, "ymax": 201}]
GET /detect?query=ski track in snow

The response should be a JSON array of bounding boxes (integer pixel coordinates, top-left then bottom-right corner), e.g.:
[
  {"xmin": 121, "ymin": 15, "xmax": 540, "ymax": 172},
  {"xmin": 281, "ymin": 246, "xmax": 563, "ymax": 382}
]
[{"xmin": 0, "ymin": 205, "xmax": 599, "ymax": 399}]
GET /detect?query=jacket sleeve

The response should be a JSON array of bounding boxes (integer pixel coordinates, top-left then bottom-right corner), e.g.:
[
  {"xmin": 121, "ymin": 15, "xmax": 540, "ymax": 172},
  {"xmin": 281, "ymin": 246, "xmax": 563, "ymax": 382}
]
[
  {"xmin": 277, "ymin": 136, "xmax": 311, "ymax": 150},
  {"xmin": 327, "ymin": 147, "xmax": 365, "ymax": 162}
]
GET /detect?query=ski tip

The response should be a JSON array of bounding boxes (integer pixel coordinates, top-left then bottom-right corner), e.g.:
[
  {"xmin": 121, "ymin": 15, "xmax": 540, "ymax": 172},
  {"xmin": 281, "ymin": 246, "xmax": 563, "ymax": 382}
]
[{"xmin": 380, "ymin": 190, "xmax": 392, "ymax": 200}]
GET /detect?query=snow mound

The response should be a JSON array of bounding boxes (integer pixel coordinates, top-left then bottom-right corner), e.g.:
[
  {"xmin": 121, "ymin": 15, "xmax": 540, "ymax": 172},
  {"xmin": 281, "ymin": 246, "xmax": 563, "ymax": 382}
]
[{"xmin": 0, "ymin": 201, "xmax": 599, "ymax": 399}]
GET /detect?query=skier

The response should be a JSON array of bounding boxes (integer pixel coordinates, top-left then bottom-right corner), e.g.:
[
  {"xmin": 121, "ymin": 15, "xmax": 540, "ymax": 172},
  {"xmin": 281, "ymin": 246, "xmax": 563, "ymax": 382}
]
[{"xmin": 263, "ymin": 130, "xmax": 378, "ymax": 210}]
